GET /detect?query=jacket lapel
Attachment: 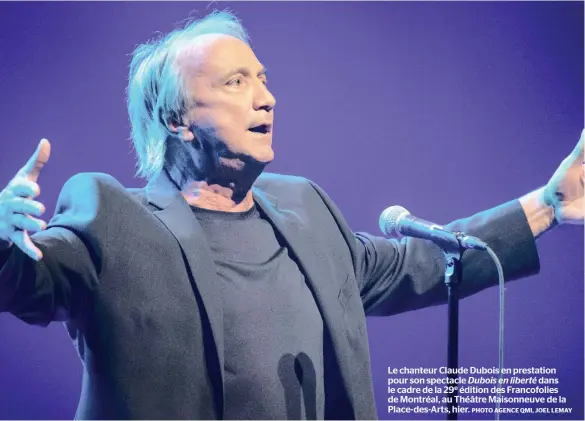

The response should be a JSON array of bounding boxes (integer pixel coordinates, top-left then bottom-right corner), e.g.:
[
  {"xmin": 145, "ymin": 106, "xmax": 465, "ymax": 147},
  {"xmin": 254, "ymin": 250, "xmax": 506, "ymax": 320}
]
[
  {"xmin": 145, "ymin": 171, "xmax": 224, "ymax": 413},
  {"xmin": 252, "ymin": 187, "xmax": 358, "ymax": 413}
]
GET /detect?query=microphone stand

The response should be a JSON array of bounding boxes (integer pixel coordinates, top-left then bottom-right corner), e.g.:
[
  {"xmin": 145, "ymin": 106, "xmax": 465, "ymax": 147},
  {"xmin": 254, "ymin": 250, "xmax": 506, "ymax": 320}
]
[{"xmin": 440, "ymin": 236, "xmax": 467, "ymax": 420}]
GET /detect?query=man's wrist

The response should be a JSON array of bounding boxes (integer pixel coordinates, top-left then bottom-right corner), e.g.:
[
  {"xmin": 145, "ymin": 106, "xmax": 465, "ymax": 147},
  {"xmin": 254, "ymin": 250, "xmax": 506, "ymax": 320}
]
[{"xmin": 519, "ymin": 187, "xmax": 557, "ymax": 240}]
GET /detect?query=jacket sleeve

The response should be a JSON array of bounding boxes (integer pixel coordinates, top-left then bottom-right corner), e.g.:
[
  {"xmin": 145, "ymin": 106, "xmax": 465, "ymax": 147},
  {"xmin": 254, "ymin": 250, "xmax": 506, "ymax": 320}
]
[
  {"xmin": 308, "ymin": 181, "xmax": 541, "ymax": 317},
  {"xmin": 0, "ymin": 173, "xmax": 110, "ymax": 326}
]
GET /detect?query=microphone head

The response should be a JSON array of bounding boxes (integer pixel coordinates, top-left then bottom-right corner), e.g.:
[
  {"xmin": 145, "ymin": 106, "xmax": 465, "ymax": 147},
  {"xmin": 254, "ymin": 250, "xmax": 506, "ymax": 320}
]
[{"xmin": 379, "ymin": 205, "xmax": 410, "ymax": 237}]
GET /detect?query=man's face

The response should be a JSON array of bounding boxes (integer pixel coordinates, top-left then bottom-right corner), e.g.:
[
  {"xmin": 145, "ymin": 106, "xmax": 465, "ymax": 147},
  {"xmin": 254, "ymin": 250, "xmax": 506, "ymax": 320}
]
[{"xmin": 176, "ymin": 34, "xmax": 276, "ymax": 167}]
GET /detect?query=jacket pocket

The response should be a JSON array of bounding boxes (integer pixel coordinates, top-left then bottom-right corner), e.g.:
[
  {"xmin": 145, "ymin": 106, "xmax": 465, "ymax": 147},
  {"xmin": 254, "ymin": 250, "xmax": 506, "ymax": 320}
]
[
  {"xmin": 337, "ymin": 274, "xmax": 357, "ymax": 310},
  {"xmin": 338, "ymin": 274, "xmax": 367, "ymax": 338}
]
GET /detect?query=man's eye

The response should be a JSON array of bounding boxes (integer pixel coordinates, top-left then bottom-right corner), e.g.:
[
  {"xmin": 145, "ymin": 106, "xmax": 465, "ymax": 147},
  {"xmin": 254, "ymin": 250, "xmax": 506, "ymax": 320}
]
[{"xmin": 227, "ymin": 78, "xmax": 243, "ymax": 86}]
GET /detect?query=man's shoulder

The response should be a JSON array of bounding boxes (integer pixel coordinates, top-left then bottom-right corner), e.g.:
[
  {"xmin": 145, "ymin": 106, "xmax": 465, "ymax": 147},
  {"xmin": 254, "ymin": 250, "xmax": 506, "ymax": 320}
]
[
  {"xmin": 60, "ymin": 172, "xmax": 148, "ymax": 207},
  {"xmin": 254, "ymin": 172, "xmax": 314, "ymax": 192},
  {"xmin": 255, "ymin": 172, "xmax": 336, "ymax": 205},
  {"xmin": 62, "ymin": 172, "xmax": 126, "ymax": 189}
]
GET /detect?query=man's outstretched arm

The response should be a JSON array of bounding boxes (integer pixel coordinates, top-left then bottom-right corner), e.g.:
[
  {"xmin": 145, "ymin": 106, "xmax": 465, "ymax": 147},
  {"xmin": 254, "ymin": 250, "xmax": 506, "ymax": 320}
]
[{"xmin": 0, "ymin": 139, "xmax": 101, "ymax": 325}]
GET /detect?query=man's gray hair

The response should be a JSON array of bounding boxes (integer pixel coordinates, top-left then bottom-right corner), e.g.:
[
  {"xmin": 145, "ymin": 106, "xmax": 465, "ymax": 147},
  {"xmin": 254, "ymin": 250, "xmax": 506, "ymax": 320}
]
[{"xmin": 126, "ymin": 10, "xmax": 250, "ymax": 180}]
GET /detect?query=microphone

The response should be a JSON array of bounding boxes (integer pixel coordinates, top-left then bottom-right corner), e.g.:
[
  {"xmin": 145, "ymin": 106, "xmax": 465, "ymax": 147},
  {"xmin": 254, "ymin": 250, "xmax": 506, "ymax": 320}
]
[{"xmin": 379, "ymin": 206, "xmax": 488, "ymax": 251}]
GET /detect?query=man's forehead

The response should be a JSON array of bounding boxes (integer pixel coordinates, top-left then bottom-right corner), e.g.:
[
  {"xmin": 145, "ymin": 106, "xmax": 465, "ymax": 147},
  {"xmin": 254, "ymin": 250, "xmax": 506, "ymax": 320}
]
[{"xmin": 175, "ymin": 34, "xmax": 261, "ymax": 75}]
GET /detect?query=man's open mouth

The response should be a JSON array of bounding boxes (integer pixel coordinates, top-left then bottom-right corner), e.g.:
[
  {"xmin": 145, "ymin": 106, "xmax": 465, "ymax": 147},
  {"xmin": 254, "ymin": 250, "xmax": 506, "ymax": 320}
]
[{"xmin": 248, "ymin": 124, "xmax": 272, "ymax": 134}]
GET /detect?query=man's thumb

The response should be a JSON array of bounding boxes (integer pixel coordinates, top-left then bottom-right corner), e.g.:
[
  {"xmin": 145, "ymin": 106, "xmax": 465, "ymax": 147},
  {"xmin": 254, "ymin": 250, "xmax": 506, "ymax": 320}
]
[{"xmin": 21, "ymin": 139, "xmax": 51, "ymax": 182}]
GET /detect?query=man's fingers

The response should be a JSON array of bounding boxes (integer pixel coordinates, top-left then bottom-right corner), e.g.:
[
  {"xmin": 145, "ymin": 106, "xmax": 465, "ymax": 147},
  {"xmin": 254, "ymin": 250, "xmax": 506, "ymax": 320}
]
[
  {"xmin": 18, "ymin": 139, "xmax": 51, "ymax": 182},
  {"xmin": 8, "ymin": 178, "xmax": 40, "ymax": 198},
  {"xmin": 9, "ymin": 197, "xmax": 45, "ymax": 216},
  {"xmin": 10, "ymin": 213, "xmax": 46, "ymax": 232},
  {"xmin": 10, "ymin": 230, "xmax": 43, "ymax": 261}
]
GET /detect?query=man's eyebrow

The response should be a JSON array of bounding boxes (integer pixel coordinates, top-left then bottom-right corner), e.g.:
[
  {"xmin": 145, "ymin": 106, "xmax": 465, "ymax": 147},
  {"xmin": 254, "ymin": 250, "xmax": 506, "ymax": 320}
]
[{"xmin": 221, "ymin": 67, "xmax": 268, "ymax": 79}]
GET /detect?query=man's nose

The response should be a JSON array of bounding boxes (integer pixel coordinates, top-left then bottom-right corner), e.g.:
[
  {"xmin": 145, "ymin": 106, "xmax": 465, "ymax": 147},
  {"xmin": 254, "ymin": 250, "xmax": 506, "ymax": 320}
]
[{"xmin": 254, "ymin": 83, "xmax": 276, "ymax": 112}]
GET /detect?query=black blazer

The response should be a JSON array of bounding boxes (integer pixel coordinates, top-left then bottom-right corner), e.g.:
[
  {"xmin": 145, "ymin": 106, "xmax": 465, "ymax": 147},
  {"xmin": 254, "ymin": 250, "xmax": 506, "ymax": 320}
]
[{"xmin": 0, "ymin": 170, "xmax": 540, "ymax": 419}]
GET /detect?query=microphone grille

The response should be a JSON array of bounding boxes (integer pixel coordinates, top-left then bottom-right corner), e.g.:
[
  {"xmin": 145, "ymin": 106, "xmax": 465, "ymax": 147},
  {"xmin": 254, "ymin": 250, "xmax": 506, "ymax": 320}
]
[{"xmin": 379, "ymin": 205, "xmax": 410, "ymax": 237}]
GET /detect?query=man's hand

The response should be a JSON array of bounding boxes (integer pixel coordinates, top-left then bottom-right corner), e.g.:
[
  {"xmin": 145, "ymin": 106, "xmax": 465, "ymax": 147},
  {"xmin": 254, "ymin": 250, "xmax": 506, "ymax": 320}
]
[
  {"xmin": 544, "ymin": 129, "xmax": 584, "ymax": 225},
  {"xmin": 0, "ymin": 139, "xmax": 51, "ymax": 260}
]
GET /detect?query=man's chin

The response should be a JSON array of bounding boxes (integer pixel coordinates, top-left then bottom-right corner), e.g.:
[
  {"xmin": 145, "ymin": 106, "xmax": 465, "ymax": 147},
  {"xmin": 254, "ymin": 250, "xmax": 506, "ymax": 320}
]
[
  {"xmin": 238, "ymin": 147, "xmax": 274, "ymax": 166},
  {"xmin": 254, "ymin": 148, "xmax": 275, "ymax": 165}
]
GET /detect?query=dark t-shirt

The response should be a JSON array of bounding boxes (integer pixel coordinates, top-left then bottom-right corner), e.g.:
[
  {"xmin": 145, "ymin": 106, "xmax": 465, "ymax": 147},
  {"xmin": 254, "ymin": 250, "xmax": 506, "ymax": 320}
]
[{"xmin": 192, "ymin": 205, "xmax": 325, "ymax": 420}]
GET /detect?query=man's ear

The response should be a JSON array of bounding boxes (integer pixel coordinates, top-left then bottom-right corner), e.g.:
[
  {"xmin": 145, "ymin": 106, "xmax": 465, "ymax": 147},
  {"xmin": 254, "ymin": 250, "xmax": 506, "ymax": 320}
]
[{"xmin": 166, "ymin": 112, "xmax": 195, "ymax": 142}]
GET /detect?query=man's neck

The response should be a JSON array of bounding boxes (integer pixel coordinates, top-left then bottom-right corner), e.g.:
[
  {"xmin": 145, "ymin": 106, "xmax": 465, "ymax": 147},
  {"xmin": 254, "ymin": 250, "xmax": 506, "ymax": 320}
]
[
  {"xmin": 166, "ymin": 157, "xmax": 263, "ymax": 212},
  {"xmin": 180, "ymin": 181, "xmax": 255, "ymax": 212}
]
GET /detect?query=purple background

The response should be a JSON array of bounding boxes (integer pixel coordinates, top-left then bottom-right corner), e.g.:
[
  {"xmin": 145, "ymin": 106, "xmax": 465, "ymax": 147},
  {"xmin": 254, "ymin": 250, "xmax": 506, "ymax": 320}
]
[{"xmin": 0, "ymin": 2, "xmax": 583, "ymax": 419}]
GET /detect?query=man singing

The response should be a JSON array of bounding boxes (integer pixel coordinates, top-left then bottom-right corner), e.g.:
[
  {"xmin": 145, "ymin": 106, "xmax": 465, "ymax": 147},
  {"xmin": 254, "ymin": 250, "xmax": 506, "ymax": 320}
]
[{"xmin": 0, "ymin": 10, "xmax": 582, "ymax": 420}]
